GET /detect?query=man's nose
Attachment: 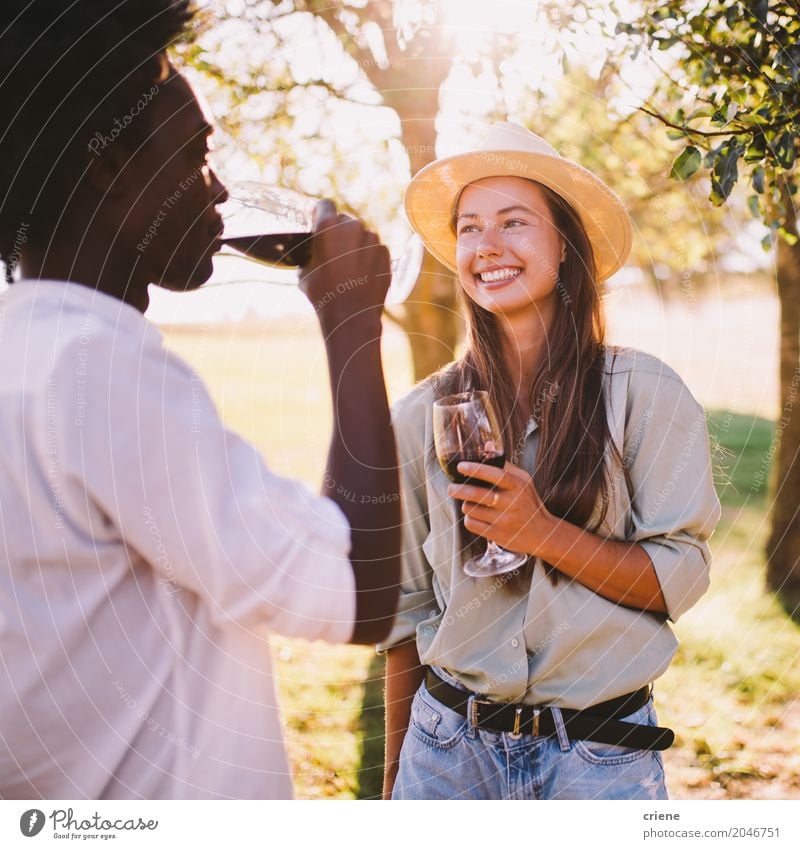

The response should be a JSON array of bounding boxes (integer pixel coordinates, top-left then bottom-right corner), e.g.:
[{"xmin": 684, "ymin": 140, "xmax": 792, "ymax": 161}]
[{"xmin": 210, "ymin": 168, "xmax": 228, "ymax": 205}]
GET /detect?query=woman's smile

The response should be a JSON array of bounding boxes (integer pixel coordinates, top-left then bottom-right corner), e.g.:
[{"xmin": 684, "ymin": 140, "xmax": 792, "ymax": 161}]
[{"xmin": 474, "ymin": 265, "xmax": 523, "ymax": 288}]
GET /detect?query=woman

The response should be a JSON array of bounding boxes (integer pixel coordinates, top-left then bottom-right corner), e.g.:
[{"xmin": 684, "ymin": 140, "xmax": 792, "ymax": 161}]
[{"xmin": 380, "ymin": 122, "xmax": 721, "ymax": 800}]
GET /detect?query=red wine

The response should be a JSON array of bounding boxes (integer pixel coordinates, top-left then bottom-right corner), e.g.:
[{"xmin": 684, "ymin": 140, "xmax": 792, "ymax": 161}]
[
  {"xmin": 220, "ymin": 233, "xmax": 312, "ymax": 268},
  {"xmin": 439, "ymin": 452, "xmax": 505, "ymax": 487}
]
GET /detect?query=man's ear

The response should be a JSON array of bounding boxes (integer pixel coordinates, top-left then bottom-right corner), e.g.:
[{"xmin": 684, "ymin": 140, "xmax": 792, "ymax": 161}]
[{"xmin": 84, "ymin": 144, "xmax": 135, "ymax": 198}]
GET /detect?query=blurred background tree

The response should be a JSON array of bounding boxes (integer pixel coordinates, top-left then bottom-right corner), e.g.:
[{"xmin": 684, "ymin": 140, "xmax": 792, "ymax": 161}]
[
  {"xmin": 177, "ymin": 0, "xmax": 750, "ymax": 378},
  {"xmin": 178, "ymin": 0, "xmax": 460, "ymax": 379},
  {"xmin": 615, "ymin": 0, "xmax": 800, "ymax": 609},
  {"xmin": 174, "ymin": 6, "xmax": 796, "ymax": 594}
]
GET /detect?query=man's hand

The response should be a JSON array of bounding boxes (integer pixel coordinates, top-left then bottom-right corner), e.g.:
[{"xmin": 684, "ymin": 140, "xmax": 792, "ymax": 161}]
[{"xmin": 298, "ymin": 200, "xmax": 391, "ymax": 331}]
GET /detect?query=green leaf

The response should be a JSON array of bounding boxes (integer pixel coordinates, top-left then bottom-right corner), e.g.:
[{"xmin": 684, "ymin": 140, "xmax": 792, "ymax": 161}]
[
  {"xmin": 705, "ymin": 141, "xmax": 725, "ymax": 168},
  {"xmin": 687, "ymin": 106, "xmax": 715, "ymax": 121},
  {"xmin": 761, "ymin": 233, "xmax": 774, "ymax": 251},
  {"xmin": 747, "ymin": 194, "xmax": 761, "ymax": 218},
  {"xmin": 773, "ymin": 132, "xmax": 797, "ymax": 170},
  {"xmin": 670, "ymin": 146, "xmax": 703, "ymax": 180},
  {"xmin": 778, "ymin": 227, "xmax": 799, "ymax": 246},
  {"xmin": 753, "ymin": 165, "xmax": 765, "ymax": 193},
  {"xmin": 710, "ymin": 144, "xmax": 742, "ymax": 205}
]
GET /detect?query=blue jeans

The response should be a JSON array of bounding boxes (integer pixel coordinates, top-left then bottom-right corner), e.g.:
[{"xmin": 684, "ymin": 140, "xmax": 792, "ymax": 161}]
[{"xmin": 392, "ymin": 680, "xmax": 668, "ymax": 800}]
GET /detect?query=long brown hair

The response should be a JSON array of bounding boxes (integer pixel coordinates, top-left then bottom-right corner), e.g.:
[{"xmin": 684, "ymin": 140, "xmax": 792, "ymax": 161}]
[{"xmin": 433, "ymin": 180, "xmax": 618, "ymax": 585}]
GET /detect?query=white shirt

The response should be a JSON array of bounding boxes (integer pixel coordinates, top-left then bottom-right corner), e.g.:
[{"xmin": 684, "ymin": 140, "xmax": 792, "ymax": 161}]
[{"xmin": 0, "ymin": 280, "xmax": 355, "ymax": 799}]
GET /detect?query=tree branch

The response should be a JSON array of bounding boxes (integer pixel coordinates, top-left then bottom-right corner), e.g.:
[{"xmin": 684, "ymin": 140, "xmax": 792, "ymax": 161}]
[{"xmin": 638, "ymin": 105, "xmax": 796, "ymax": 140}]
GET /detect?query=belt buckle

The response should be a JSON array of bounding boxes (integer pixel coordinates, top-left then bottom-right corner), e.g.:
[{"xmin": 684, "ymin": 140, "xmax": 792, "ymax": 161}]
[
  {"xmin": 470, "ymin": 697, "xmax": 498, "ymax": 728},
  {"xmin": 510, "ymin": 706, "xmax": 523, "ymax": 739}
]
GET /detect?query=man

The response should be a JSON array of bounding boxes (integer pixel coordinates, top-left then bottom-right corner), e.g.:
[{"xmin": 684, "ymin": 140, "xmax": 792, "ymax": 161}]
[{"xmin": 0, "ymin": 1, "xmax": 400, "ymax": 798}]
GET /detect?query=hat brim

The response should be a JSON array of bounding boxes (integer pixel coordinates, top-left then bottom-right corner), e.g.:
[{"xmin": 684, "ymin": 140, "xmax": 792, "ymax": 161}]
[{"xmin": 404, "ymin": 149, "xmax": 632, "ymax": 281}]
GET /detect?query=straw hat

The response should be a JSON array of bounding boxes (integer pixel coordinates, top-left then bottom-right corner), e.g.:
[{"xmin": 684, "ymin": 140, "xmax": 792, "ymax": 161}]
[{"xmin": 404, "ymin": 121, "xmax": 633, "ymax": 281}]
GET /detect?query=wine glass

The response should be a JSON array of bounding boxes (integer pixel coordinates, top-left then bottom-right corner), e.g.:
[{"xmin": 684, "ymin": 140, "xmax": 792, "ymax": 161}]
[
  {"xmin": 215, "ymin": 182, "xmax": 423, "ymax": 304},
  {"xmin": 433, "ymin": 391, "xmax": 528, "ymax": 578}
]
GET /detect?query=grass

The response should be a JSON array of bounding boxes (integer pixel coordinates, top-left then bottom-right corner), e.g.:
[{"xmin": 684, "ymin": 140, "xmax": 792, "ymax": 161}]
[
  {"xmin": 656, "ymin": 411, "xmax": 800, "ymax": 798},
  {"xmin": 160, "ymin": 312, "xmax": 800, "ymax": 800}
]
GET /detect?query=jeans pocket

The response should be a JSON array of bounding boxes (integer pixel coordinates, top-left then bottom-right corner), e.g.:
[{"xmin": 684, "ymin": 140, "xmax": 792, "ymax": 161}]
[
  {"xmin": 572, "ymin": 700, "xmax": 656, "ymax": 766},
  {"xmin": 409, "ymin": 682, "xmax": 469, "ymax": 750}
]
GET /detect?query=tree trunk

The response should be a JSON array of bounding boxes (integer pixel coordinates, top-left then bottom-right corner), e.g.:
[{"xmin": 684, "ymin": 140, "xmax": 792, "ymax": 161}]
[
  {"xmin": 383, "ymin": 105, "xmax": 460, "ymax": 380},
  {"xmin": 382, "ymin": 84, "xmax": 461, "ymax": 382},
  {"xmin": 400, "ymin": 248, "xmax": 460, "ymax": 380},
  {"xmin": 765, "ymin": 186, "xmax": 800, "ymax": 609}
]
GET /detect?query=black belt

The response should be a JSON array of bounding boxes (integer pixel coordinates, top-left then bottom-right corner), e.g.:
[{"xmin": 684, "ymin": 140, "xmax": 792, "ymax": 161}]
[{"xmin": 424, "ymin": 669, "xmax": 674, "ymax": 751}]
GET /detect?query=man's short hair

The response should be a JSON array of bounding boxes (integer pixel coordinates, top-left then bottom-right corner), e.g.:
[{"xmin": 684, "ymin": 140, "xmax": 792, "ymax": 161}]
[{"xmin": 0, "ymin": 0, "xmax": 195, "ymax": 283}]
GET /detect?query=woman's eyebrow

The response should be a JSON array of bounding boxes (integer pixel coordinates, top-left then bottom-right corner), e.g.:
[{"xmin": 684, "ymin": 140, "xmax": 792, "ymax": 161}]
[{"xmin": 456, "ymin": 204, "xmax": 535, "ymax": 221}]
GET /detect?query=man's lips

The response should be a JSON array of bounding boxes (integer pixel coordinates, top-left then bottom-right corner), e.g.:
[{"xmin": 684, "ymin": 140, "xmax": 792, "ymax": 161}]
[{"xmin": 209, "ymin": 218, "xmax": 224, "ymax": 249}]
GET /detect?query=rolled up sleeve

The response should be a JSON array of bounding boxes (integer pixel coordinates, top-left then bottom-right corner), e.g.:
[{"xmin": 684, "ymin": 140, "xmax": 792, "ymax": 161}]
[
  {"xmin": 625, "ymin": 370, "xmax": 721, "ymax": 621},
  {"xmin": 376, "ymin": 390, "xmax": 437, "ymax": 652}
]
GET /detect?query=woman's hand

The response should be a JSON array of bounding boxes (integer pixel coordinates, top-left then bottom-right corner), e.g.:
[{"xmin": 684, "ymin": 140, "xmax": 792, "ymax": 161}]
[
  {"xmin": 448, "ymin": 460, "xmax": 557, "ymax": 557},
  {"xmin": 449, "ymin": 460, "xmax": 668, "ymax": 613}
]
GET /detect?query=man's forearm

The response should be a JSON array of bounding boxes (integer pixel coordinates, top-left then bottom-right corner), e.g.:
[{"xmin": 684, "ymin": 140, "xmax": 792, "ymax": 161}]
[{"xmin": 322, "ymin": 320, "xmax": 400, "ymax": 644}]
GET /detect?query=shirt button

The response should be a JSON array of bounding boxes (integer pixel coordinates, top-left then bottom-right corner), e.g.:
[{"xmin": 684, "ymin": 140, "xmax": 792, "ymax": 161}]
[{"xmin": 511, "ymin": 638, "xmax": 520, "ymax": 648}]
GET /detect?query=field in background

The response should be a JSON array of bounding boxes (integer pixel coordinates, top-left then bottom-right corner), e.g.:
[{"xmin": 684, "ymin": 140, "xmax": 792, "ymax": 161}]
[{"xmin": 161, "ymin": 287, "xmax": 800, "ymax": 799}]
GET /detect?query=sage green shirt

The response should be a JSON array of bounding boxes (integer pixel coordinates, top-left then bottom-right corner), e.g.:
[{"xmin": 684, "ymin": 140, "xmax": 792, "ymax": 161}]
[{"xmin": 379, "ymin": 347, "xmax": 721, "ymax": 709}]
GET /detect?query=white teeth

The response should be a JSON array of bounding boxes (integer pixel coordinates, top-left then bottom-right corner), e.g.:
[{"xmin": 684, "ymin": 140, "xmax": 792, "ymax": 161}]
[{"xmin": 478, "ymin": 268, "xmax": 521, "ymax": 283}]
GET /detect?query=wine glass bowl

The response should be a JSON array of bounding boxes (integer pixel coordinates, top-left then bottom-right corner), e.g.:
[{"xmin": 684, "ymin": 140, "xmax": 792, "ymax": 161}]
[
  {"xmin": 213, "ymin": 182, "xmax": 424, "ymax": 301},
  {"xmin": 216, "ymin": 182, "xmax": 314, "ymax": 269},
  {"xmin": 432, "ymin": 391, "xmax": 528, "ymax": 578}
]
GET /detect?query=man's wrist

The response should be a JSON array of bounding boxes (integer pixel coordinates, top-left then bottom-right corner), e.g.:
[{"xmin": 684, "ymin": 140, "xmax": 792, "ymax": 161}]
[{"xmin": 316, "ymin": 305, "xmax": 383, "ymax": 338}]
